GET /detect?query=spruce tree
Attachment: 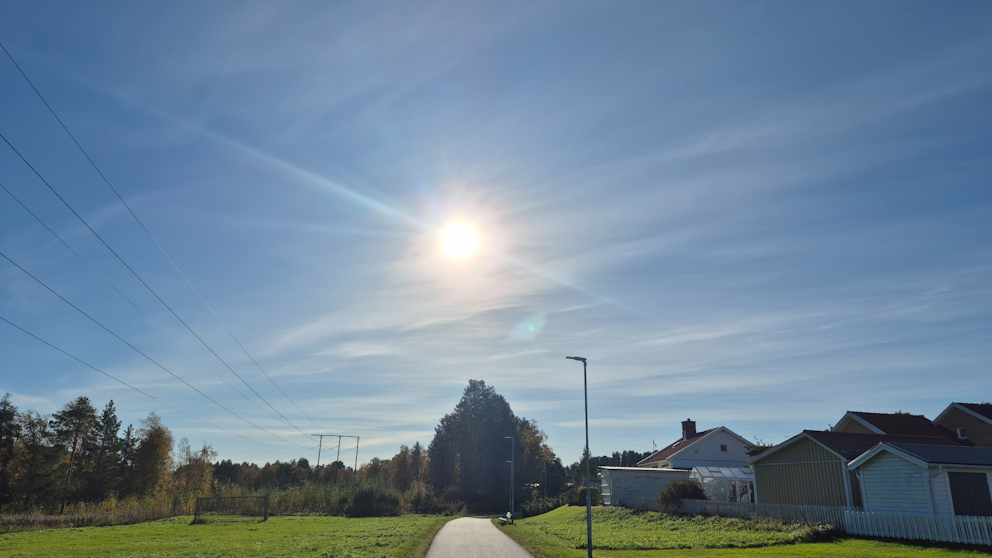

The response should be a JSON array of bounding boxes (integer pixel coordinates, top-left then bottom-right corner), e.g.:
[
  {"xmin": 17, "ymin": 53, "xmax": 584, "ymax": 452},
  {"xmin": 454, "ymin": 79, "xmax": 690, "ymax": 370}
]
[{"xmin": 82, "ymin": 400, "xmax": 123, "ymax": 501}]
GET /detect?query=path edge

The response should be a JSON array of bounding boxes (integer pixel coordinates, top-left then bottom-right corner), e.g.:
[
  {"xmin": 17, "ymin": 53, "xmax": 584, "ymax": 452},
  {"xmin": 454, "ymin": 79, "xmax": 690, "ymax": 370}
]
[{"xmin": 414, "ymin": 514, "xmax": 464, "ymax": 558}]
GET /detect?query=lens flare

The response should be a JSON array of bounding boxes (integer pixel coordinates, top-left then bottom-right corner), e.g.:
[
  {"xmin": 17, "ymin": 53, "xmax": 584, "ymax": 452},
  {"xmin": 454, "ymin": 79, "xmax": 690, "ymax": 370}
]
[{"xmin": 444, "ymin": 224, "xmax": 477, "ymax": 257}]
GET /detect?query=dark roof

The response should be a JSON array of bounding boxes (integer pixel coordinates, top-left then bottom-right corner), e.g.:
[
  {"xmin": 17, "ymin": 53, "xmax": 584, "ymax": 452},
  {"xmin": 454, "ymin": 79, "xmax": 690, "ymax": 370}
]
[
  {"xmin": 886, "ymin": 443, "xmax": 992, "ymax": 467},
  {"xmin": 849, "ymin": 411, "xmax": 958, "ymax": 439},
  {"xmin": 637, "ymin": 428, "xmax": 716, "ymax": 466},
  {"xmin": 804, "ymin": 431, "xmax": 960, "ymax": 461},
  {"xmin": 958, "ymin": 403, "xmax": 992, "ymax": 422}
]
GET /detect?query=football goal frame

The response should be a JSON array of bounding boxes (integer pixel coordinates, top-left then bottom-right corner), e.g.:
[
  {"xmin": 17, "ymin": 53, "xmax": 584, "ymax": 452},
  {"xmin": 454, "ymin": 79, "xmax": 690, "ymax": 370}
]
[{"xmin": 193, "ymin": 496, "xmax": 269, "ymax": 524}]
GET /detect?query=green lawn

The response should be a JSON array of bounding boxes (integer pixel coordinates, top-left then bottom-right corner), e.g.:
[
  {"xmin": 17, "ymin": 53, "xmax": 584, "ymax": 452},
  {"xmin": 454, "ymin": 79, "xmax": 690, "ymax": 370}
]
[
  {"xmin": 495, "ymin": 506, "xmax": 992, "ymax": 557},
  {"xmin": 0, "ymin": 514, "xmax": 453, "ymax": 558}
]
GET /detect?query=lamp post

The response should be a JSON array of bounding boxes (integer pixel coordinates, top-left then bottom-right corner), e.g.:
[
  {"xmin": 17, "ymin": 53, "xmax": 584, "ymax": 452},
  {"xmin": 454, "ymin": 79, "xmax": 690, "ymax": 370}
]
[
  {"xmin": 505, "ymin": 436, "xmax": 515, "ymax": 518},
  {"xmin": 566, "ymin": 356, "xmax": 593, "ymax": 558}
]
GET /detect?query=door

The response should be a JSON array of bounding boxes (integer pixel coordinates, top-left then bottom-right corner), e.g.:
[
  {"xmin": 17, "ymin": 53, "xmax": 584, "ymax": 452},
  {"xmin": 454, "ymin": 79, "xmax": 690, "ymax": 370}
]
[{"xmin": 948, "ymin": 472, "xmax": 992, "ymax": 517}]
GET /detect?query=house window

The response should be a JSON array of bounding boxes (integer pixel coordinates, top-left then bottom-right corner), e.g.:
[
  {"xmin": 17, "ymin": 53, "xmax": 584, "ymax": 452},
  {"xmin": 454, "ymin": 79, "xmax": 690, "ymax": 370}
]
[
  {"xmin": 957, "ymin": 428, "xmax": 969, "ymax": 440},
  {"xmin": 720, "ymin": 445, "xmax": 728, "ymax": 452}
]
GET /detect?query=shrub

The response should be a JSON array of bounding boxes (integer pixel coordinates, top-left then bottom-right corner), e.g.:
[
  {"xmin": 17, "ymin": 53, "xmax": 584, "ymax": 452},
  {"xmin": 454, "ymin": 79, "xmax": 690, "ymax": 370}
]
[
  {"xmin": 520, "ymin": 495, "xmax": 565, "ymax": 518},
  {"xmin": 343, "ymin": 485, "xmax": 401, "ymax": 517},
  {"xmin": 567, "ymin": 486, "xmax": 602, "ymax": 507},
  {"xmin": 656, "ymin": 479, "xmax": 707, "ymax": 509},
  {"xmin": 791, "ymin": 523, "xmax": 839, "ymax": 543}
]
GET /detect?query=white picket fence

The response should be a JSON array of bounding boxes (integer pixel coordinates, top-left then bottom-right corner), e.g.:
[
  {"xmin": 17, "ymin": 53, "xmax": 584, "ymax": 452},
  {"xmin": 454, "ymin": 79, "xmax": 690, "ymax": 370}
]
[
  {"xmin": 678, "ymin": 499, "xmax": 992, "ymax": 545},
  {"xmin": 679, "ymin": 500, "xmax": 859, "ymax": 530},
  {"xmin": 845, "ymin": 511, "xmax": 992, "ymax": 546}
]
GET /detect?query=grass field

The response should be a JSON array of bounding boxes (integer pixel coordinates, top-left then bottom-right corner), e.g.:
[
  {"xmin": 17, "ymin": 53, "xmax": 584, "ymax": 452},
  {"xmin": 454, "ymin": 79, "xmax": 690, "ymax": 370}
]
[
  {"xmin": 496, "ymin": 506, "xmax": 992, "ymax": 557},
  {"xmin": 0, "ymin": 514, "xmax": 454, "ymax": 558}
]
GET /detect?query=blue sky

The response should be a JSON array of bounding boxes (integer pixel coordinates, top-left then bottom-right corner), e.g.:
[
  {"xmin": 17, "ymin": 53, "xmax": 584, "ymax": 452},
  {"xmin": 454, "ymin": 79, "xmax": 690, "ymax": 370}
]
[{"xmin": 1, "ymin": 2, "xmax": 989, "ymax": 466}]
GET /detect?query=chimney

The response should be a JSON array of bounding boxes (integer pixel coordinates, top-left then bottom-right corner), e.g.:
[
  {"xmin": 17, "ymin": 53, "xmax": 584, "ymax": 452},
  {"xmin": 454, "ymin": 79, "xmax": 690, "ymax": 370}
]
[{"xmin": 682, "ymin": 419, "xmax": 696, "ymax": 440}]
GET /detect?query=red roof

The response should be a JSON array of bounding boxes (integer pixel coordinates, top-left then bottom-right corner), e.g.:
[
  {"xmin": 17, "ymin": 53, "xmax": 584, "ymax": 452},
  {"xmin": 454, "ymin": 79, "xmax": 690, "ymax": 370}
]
[
  {"xmin": 637, "ymin": 428, "xmax": 716, "ymax": 466},
  {"xmin": 804, "ymin": 430, "xmax": 961, "ymax": 461},
  {"xmin": 849, "ymin": 411, "xmax": 959, "ymax": 439}
]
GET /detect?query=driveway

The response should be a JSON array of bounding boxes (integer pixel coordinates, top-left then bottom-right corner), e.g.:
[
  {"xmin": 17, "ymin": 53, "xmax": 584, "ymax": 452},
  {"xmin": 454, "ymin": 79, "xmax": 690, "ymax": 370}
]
[{"xmin": 425, "ymin": 516, "xmax": 534, "ymax": 558}]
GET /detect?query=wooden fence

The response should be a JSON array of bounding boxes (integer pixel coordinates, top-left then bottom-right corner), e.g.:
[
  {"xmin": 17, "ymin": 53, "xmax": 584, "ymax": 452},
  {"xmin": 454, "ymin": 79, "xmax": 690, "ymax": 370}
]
[
  {"xmin": 678, "ymin": 499, "xmax": 992, "ymax": 545},
  {"xmin": 845, "ymin": 511, "xmax": 992, "ymax": 546},
  {"xmin": 680, "ymin": 500, "xmax": 859, "ymax": 530}
]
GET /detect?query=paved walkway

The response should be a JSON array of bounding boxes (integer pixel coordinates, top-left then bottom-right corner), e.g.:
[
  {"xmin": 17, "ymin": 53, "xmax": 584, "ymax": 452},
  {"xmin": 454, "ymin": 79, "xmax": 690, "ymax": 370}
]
[{"xmin": 426, "ymin": 516, "xmax": 534, "ymax": 558}]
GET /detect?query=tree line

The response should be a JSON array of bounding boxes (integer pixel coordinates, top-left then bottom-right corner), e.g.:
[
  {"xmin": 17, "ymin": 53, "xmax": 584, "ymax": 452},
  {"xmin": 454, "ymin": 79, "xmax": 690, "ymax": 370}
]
[
  {"xmin": 0, "ymin": 393, "xmax": 191, "ymax": 513},
  {"xmin": 1, "ymin": 380, "xmax": 644, "ymax": 516}
]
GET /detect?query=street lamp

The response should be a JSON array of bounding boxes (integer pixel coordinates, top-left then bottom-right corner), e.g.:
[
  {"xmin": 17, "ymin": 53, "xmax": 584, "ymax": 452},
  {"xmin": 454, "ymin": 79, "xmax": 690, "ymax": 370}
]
[
  {"xmin": 566, "ymin": 356, "xmax": 593, "ymax": 558},
  {"xmin": 505, "ymin": 436, "xmax": 515, "ymax": 518}
]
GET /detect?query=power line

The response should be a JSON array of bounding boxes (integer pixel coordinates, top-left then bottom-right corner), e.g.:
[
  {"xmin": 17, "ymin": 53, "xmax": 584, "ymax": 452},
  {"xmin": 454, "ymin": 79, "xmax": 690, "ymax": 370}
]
[
  {"xmin": 0, "ymin": 180, "xmax": 290, "ymax": 426},
  {"xmin": 0, "ymin": 249, "xmax": 309, "ymax": 449},
  {"xmin": 0, "ymin": 130, "xmax": 312, "ymax": 442},
  {"xmin": 0, "ymin": 40, "xmax": 326, "ymax": 433},
  {"xmin": 0, "ymin": 314, "xmax": 288, "ymax": 449}
]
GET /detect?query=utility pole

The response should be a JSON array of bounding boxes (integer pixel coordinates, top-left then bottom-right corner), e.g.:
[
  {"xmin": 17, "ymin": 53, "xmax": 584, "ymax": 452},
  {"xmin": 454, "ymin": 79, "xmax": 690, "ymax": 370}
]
[{"xmin": 312, "ymin": 434, "xmax": 359, "ymax": 474}]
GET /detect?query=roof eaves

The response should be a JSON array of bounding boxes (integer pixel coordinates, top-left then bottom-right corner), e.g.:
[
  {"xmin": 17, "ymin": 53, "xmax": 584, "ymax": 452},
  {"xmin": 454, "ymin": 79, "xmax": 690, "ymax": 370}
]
[
  {"xmin": 848, "ymin": 443, "xmax": 927, "ymax": 470},
  {"xmin": 933, "ymin": 402, "xmax": 992, "ymax": 427},
  {"xmin": 846, "ymin": 412, "xmax": 886, "ymax": 434},
  {"xmin": 957, "ymin": 404, "xmax": 992, "ymax": 426},
  {"xmin": 746, "ymin": 431, "xmax": 846, "ymax": 466}
]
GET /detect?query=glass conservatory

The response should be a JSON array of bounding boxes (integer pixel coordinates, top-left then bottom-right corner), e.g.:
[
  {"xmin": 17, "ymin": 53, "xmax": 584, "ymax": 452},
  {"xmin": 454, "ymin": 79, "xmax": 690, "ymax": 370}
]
[{"xmin": 689, "ymin": 466, "xmax": 755, "ymax": 503}]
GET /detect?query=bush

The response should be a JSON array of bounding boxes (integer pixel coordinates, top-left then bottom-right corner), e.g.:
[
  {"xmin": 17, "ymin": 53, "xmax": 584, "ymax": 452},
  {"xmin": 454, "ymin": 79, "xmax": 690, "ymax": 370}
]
[
  {"xmin": 520, "ymin": 495, "xmax": 565, "ymax": 518},
  {"xmin": 405, "ymin": 482, "xmax": 460, "ymax": 515},
  {"xmin": 566, "ymin": 486, "xmax": 602, "ymax": 507},
  {"xmin": 342, "ymin": 485, "xmax": 401, "ymax": 517},
  {"xmin": 791, "ymin": 523, "xmax": 839, "ymax": 543},
  {"xmin": 656, "ymin": 479, "xmax": 707, "ymax": 509}
]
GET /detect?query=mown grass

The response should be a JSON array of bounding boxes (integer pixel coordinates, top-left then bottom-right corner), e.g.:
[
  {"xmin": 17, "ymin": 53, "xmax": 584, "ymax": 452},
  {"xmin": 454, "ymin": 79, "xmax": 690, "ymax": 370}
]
[
  {"xmin": 0, "ymin": 514, "xmax": 454, "ymax": 558},
  {"xmin": 496, "ymin": 506, "xmax": 992, "ymax": 557}
]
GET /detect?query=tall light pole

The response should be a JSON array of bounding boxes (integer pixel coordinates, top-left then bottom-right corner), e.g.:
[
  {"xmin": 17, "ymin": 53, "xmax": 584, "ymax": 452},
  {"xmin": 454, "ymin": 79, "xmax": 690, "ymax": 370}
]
[
  {"xmin": 566, "ymin": 356, "xmax": 593, "ymax": 558},
  {"xmin": 505, "ymin": 436, "xmax": 515, "ymax": 517}
]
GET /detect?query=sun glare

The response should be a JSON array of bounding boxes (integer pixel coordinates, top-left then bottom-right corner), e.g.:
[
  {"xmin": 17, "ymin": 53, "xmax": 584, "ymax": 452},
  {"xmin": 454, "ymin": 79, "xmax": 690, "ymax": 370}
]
[{"xmin": 444, "ymin": 224, "xmax": 477, "ymax": 257}]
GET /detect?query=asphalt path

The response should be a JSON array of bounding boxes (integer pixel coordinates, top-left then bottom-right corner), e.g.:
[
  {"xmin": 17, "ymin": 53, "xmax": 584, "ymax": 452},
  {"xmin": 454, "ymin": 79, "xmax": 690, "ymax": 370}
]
[{"xmin": 425, "ymin": 516, "xmax": 534, "ymax": 558}]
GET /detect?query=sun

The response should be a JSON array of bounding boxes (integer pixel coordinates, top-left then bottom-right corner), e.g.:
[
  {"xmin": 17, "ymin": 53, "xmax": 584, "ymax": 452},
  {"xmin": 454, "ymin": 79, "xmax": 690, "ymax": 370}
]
[{"xmin": 444, "ymin": 224, "xmax": 477, "ymax": 257}]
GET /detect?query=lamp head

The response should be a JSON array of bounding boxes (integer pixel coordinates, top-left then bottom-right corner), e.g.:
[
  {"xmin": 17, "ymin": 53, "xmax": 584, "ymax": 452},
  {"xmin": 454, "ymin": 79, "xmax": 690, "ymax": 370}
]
[{"xmin": 565, "ymin": 356, "xmax": 587, "ymax": 363}]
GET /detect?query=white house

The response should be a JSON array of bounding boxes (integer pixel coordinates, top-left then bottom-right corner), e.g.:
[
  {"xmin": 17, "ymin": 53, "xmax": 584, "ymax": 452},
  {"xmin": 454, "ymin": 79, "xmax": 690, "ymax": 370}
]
[
  {"xmin": 848, "ymin": 442, "xmax": 992, "ymax": 516},
  {"xmin": 601, "ymin": 420, "xmax": 753, "ymax": 508},
  {"xmin": 636, "ymin": 420, "xmax": 753, "ymax": 470}
]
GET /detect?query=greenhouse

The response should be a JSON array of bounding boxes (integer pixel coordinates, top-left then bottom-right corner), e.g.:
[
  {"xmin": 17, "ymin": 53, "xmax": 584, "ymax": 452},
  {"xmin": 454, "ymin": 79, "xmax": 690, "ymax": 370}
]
[{"xmin": 689, "ymin": 466, "xmax": 755, "ymax": 502}]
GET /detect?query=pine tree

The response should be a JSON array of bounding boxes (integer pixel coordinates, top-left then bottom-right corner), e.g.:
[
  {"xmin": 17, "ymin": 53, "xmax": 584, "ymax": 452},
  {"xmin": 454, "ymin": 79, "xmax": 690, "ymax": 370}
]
[
  {"xmin": 12, "ymin": 410, "xmax": 61, "ymax": 511},
  {"xmin": 49, "ymin": 397, "xmax": 97, "ymax": 512},
  {"xmin": 119, "ymin": 423, "xmax": 137, "ymax": 483},
  {"xmin": 0, "ymin": 393, "xmax": 22, "ymax": 508}
]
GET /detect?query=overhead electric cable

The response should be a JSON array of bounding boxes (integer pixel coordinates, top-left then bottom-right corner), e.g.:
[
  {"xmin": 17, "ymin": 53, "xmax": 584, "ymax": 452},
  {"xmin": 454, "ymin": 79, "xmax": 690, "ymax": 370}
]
[
  {"xmin": 0, "ymin": 180, "xmax": 287, "ymax": 425},
  {"xmin": 0, "ymin": 249, "xmax": 309, "ymax": 449},
  {"xmin": 0, "ymin": 130, "xmax": 312, "ymax": 441},
  {"xmin": 0, "ymin": 314, "xmax": 285, "ymax": 449},
  {"xmin": 0, "ymin": 40, "xmax": 326, "ymax": 432}
]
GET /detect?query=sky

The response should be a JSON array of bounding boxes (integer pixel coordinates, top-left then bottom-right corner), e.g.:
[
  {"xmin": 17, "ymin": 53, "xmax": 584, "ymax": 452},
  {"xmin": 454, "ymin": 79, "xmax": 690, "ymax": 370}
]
[{"xmin": 0, "ymin": 1, "xmax": 990, "ymax": 467}]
